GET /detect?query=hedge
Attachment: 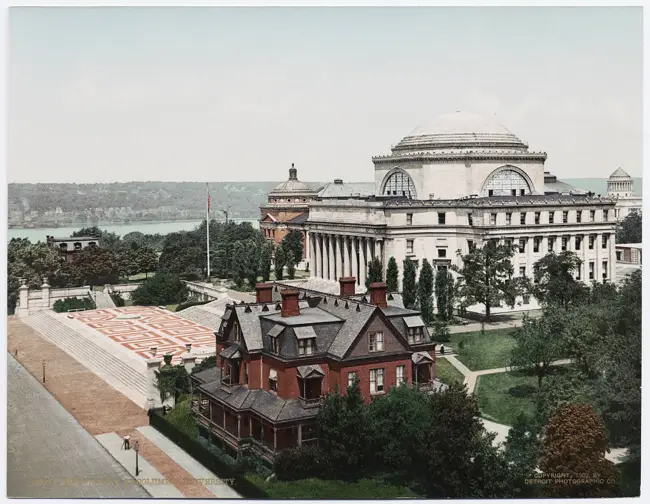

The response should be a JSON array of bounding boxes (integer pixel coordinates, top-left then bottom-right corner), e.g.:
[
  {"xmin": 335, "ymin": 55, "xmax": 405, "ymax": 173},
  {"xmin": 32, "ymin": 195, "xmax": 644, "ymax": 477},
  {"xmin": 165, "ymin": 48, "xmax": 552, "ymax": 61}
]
[
  {"xmin": 148, "ymin": 408, "xmax": 268, "ymax": 498},
  {"xmin": 52, "ymin": 297, "xmax": 96, "ymax": 313}
]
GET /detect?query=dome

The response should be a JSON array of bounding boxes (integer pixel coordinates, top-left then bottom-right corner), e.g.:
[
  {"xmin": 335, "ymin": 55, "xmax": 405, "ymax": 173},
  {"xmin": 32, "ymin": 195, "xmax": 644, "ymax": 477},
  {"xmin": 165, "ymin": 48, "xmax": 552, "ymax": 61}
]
[
  {"xmin": 393, "ymin": 111, "xmax": 528, "ymax": 152},
  {"xmin": 271, "ymin": 164, "xmax": 313, "ymax": 193},
  {"xmin": 609, "ymin": 167, "xmax": 631, "ymax": 180}
]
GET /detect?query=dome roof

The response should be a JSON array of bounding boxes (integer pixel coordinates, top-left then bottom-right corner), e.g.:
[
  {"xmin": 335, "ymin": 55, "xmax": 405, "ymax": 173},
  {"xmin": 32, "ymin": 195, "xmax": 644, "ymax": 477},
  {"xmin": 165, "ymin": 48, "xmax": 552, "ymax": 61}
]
[
  {"xmin": 393, "ymin": 111, "xmax": 528, "ymax": 152},
  {"xmin": 271, "ymin": 164, "xmax": 314, "ymax": 193},
  {"xmin": 609, "ymin": 167, "xmax": 631, "ymax": 180}
]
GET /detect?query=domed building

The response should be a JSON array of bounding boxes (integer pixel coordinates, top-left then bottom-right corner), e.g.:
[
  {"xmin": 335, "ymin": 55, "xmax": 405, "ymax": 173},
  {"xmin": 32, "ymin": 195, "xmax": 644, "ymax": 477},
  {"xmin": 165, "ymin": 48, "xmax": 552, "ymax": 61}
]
[
  {"xmin": 306, "ymin": 111, "xmax": 618, "ymax": 313},
  {"xmin": 607, "ymin": 167, "xmax": 641, "ymax": 221}
]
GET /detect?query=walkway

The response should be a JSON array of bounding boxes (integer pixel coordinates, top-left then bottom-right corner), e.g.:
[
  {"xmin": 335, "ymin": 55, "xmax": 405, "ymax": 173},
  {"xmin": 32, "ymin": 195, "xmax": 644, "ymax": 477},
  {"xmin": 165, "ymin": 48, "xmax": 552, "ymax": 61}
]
[
  {"xmin": 93, "ymin": 289, "xmax": 117, "ymax": 309},
  {"xmin": 447, "ymin": 311, "xmax": 542, "ymax": 335}
]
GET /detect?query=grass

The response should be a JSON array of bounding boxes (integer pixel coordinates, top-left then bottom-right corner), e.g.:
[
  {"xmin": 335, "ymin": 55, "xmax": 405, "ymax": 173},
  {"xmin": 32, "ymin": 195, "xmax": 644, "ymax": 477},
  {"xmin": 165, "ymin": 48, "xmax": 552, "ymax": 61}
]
[
  {"xmin": 435, "ymin": 358, "xmax": 465, "ymax": 385},
  {"xmin": 245, "ymin": 474, "xmax": 420, "ymax": 499},
  {"xmin": 166, "ymin": 304, "xmax": 179, "ymax": 312},
  {"xmin": 475, "ymin": 371, "xmax": 538, "ymax": 425},
  {"xmin": 445, "ymin": 328, "xmax": 518, "ymax": 371}
]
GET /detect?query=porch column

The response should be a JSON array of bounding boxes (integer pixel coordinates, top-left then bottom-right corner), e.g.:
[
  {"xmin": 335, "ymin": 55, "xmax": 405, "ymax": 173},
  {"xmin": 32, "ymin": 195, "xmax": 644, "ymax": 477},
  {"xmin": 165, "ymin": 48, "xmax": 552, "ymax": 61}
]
[
  {"xmin": 359, "ymin": 238, "xmax": 367, "ymax": 288},
  {"xmin": 273, "ymin": 427, "xmax": 278, "ymax": 451},
  {"xmin": 297, "ymin": 424, "xmax": 303, "ymax": 447},
  {"xmin": 336, "ymin": 235, "xmax": 343, "ymax": 280},
  {"xmin": 351, "ymin": 237, "xmax": 359, "ymax": 285},
  {"xmin": 343, "ymin": 236, "xmax": 351, "ymax": 277},
  {"xmin": 249, "ymin": 417, "xmax": 253, "ymax": 439},
  {"xmin": 237, "ymin": 415, "xmax": 241, "ymax": 438},
  {"xmin": 328, "ymin": 234, "xmax": 335, "ymax": 282}
]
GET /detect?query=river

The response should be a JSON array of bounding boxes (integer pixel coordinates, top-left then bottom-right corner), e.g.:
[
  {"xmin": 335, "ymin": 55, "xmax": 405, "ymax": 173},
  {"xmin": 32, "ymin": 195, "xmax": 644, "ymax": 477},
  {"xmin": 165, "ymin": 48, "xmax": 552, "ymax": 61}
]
[{"xmin": 7, "ymin": 218, "xmax": 259, "ymax": 242}]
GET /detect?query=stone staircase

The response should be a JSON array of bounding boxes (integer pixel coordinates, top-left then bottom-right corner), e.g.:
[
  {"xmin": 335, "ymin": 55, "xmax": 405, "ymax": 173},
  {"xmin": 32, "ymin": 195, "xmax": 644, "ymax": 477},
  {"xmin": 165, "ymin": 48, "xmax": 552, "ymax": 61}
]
[
  {"xmin": 93, "ymin": 290, "xmax": 117, "ymax": 309},
  {"xmin": 23, "ymin": 311, "xmax": 147, "ymax": 406}
]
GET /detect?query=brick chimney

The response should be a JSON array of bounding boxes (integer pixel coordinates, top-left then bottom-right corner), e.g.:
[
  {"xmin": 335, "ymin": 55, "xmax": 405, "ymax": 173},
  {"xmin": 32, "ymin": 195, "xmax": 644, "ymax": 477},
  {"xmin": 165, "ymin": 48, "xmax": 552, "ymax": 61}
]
[
  {"xmin": 339, "ymin": 277, "xmax": 356, "ymax": 297},
  {"xmin": 255, "ymin": 283, "xmax": 274, "ymax": 304},
  {"xmin": 369, "ymin": 282, "xmax": 388, "ymax": 308},
  {"xmin": 280, "ymin": 289, "xmax": 301, "ymax": 317}
]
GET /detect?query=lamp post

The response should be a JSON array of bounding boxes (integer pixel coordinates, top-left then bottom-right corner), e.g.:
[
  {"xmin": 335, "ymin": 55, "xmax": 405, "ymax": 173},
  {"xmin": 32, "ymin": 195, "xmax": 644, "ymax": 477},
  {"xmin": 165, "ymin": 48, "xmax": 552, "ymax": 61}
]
[
  {"xmin": 42, "ymin": 360, "xmax": 46, "ymax": 383},
  {"xmin": 134, "ymin": 441, "xmax": 140, "ymax": 476}
]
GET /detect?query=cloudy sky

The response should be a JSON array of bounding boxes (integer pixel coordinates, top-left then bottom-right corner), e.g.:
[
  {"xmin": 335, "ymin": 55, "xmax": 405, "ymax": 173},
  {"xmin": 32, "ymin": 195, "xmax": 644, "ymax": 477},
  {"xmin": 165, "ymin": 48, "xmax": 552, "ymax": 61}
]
[{"xmin": 8, "ymin": 6, "xmax": 642, "ymax": 183}]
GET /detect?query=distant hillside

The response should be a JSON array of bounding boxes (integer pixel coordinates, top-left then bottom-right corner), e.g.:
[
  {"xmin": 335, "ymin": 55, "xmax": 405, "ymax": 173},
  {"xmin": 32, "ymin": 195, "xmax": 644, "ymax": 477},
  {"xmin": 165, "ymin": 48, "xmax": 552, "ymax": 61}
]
[{"xmin": 561, "ymin": 178, "xmax": 643, "ymax": 197}]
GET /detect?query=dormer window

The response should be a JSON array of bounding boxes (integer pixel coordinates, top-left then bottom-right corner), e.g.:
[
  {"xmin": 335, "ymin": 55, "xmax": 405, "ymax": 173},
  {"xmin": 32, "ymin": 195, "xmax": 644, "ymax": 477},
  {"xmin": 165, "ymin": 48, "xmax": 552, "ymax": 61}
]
[
  {"xmin": 298, "ymin": 338, "xmax": 315, "ymax": 356},
  {"xmin": 269, "ymin": 336, "xmax": 279, "ymax": 354},
  {"xmin": 404, "ymin": 316, "xmax": 425, "ymax": 344},
  {"xmin": 369, "ymin": 332, "xmax": 384, "ymax": 352},
  {"xmin": 269, "ymin": 369, "xmax": 278, "ymax": 392},
  {"xmin": 408, "ymin": 327, "xmax": 424, "ymax": 344},
  {"xmin": 232, "ymin": 321, "xmax": 242, "ymax": 343}
]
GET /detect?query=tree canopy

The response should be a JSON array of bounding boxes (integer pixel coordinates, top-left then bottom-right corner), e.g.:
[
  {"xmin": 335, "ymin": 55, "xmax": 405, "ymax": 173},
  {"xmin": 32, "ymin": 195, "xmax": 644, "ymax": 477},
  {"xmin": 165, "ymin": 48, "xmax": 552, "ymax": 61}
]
[
  {"xmin": 532, "ymin": 251, "xmax": 587, "ymax": 309},
  {"xmin": 401, "ymin": 259, "xmax": 417, "ymax": 309},
  {"xmin": 131, "ymin": 273, "xmax": 189, "ymax": 306},
  {"xmin": 417, "ymin": 259, "xmax": 435, "ymax": 325},
  {"xmin": 386, "ymin": 256, "xmax": 399, "ymax": 293},
  {"xmin": 616, "ymin": 209, "xmax": 641, "ymax": 244}
]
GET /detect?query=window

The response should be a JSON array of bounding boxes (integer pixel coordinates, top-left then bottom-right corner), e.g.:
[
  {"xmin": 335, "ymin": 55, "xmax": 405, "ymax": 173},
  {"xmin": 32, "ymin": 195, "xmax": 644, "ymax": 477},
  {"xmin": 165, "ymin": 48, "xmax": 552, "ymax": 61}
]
[
  {"xmin": 347, "ymin": 372, "xmax": 358, "ymax": 388},
  {"xmin": 383, "ymin": 170, "xmax": 416, "ymax": 199},
  {"xmin": 576, "ymin": 211, "xmax": 582, "ymax": 223},
  {"xmin": 602, "ymin": 235, "xmax": 608, "ymax": 249},
  {"xmin": 468, "ymin": 240, "xmax": 475, "ymax": 251},
  {"xmin": 561, "ymin": 236, "xmax": 568, "ymax": 251},
  {"xmin": 482, "ymin": 168, "xmax": 532, "ymax": 197},
  {"xmin": 549, "ymin": 211, "xmax": 555, "ymax": 224},
  {"xmin": 396, "ymin": 365, "xmax": 406, "ymax": 386},
  {"xmin": 406, "ymin": 240, "xmax": 414, "ymax": 254},
  {"xmin": 490, "ymin": 213, "xmax": 497, "ymax": 225},
  {"xmin": 590, "ymin": 210, "xmax": 596, "ymax": 222},
  {"xmin": 369, "ymin": 332, "xmax": 384, "ymax": 352},
  {"xmin": 369, "ymin": 368, "xmax": 384, "ymax": 394},
  {"xmin": 523, "ymin": 294, "xmax": 531, "ymax": 304},
  {"xmin": 518, "ymin": 238, "xmax": 526, "ymax": 253},
  {"xmin": 576, "ymin": 266, "xmax": 581, "ymax": 281},
  {"xmin": 511, "ymin": 189, "xmax": 517, "ymax": 196},
  {"xmin": 506, "ymin": 212, "xmax": 512, "ymax": 225},
  {"xmin": 602, "ymin": 261, "xmax": 608, "ymax": 280},
  {"xmin": 408, "ymin": 327, "xmax": 424, "ymax": 344},
  {"xmin": 233, "ymin": 322, "xmax": 242, "ymax": 343},
  {"xmin": 533, "ymin": 237, "xmax": 541, "ymax": 253},
  {"xmin": 468, "ymin": 213, "xmax": 474, "ymax": 226},
  {"xmin": 604, "ymin": 209, "xmax": 609, "ymax": 221},
  {"xmin": 562, "ymin": 211, "xmax": 568, "ymax": 224},
  {"xmin": 406, "ymin": 213, "xmax": 413, "ymax": 226},
  {"xmin": 548, "ymin": 237, "xmax": 555, "ymax": 251},
  {"xmin": 519, "ymin": 266, "xmax": 526, "ymax": 277},
  {"xmin": 589, "ymin": 235, "xmax": 595, "ymax": 250},
  {"xmin": 269, "ymin": 369, "xmax": 278, "ymax": 392},
  {"xmin": 438, "ymin": 212, "xmax": 446, "ymax": 225},
  {"xmin": 588, "ymin": 262, "xmax": 595, "ymax": 280},
  {"xmin": 575, "ymin": 236, "xmax": 582, "ymax": 251},
  {"xmin": 245, "ymin": 363, "xmax": 249, "ymax": 385},
  {"xmin": 437, "ymin": 248, "xmax": 447, "ymax": 258},
  {"xmin": 520, "ymin": 212, "xmax": 526, "ymax": 225},
  {"xmin": 298, "ymin": 338, "xmax": 315, "ymax": 356},
  {"xmin": 505, "ymin": 238, "xmax": 513, "ymax": 249},
  {"xmin": 269, "ymin": 336, "xmax": 279, "ymax": 354},
  {"xmin": 535, "ymin": 212, "xmax": 540, "ymax": 225},
  {"xmin": 488, "ymin": 189, "xmax": 494, "ymax": 197}
]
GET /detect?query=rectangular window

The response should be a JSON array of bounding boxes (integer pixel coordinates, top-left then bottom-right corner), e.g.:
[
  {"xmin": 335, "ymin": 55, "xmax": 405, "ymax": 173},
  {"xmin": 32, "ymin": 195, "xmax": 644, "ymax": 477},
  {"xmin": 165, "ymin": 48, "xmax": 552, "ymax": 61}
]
[
  {"xmin": 233, "ymin": 322, "xmax": 242, "ymax": 343},
  {"xmin": 396, "ymin": 365, "xmax": 406, "ymax": 386},
  {"xmin": 548, "ymin": 237, "xmax": 555, "ymax": 251},
  {"xmin": 519, "ymin": 266, "xmax": 526, "ymax": 277},
  {"xmin": 575, "ymin": 236, "xmax": 582, "ymax": 251},
  {"xmin": 549, "ymin": 211, "xmax": 555, "ymax": 224},
  {"xmin": 589, "ymin": 262, "xmax": 595, "ymax": 280},
  {"xmin": 347, "ymin": 372, "xmax": 358, "ymax": 388},
  {"xmin": 533, "ymin": 237, "xmax": 541, "ymax": 253},
  {"xmin": 369, "ymin": 332, "xmax": 384, "ymax": 352},
  {"xmin": 490, "ymin": 213, "xmax": 497, "ymax": 225},
  {"xmin": 437, "ymin": 248, "xmax": 447, "ymax": 258},
  {"xmin": 590, "ymin": 210, "xmax": 596, "ymax": 222},
  {"xmin": 511, "ymin": 189, "xmax": 517, "ymax": 196},
  {"xmin": 589, "ymin": 235, "xmax": 595, "ymax": 250},
  {"xmin": 561, "ymin": 236, "xmax": 568, "ymax": 251},
  {"xmin": 518, "ymin": 238, "xmax": 526, "ymax": 253},
  {"xmin": 520, "ymin": 212, "xmax": 526, "ymax": 225},
  {"xmin": 406, "ymin": 213, "xmax": 413, "ymax": 226},
  {"xmin": 369, "ymin": 368, "xmax": 384, "ymax": 394},
  {"xmin": 535, "ymin": 212, "xmax": 540, "ymax": 225},
  {"xmin": 468, "ymin": 240, "xmax": 475, "ymax": 251},
  {"xmin": 602, "ymin": 235, "xmax": 608, "ymax": 249},
  {"xmin": 406, "ymin": 240, "xmax": 414, "ymax": 254},
  {"xmin": 576, "ymin": 210, "xmax": 582, "ymax": 223},
  {"xmin": 506, "ymin": 212, "xmax": 512, "ymax": 225},
  {"xmin": 269, "ymin": 336, "xmax": 279, "ymax": 354},
  {"xmin": 468, "ymin": 213, "xmax": 473, "ymax": 226},
  {"xmin": 438, "ymin": 212, "xmax": 446, "ymax": 225},
  {"xmin": 488, "ymin": 189, "xmax": 494, "ymax": 197},
  {"xmin": 602, "ymin": 261, "xmax": 608, "ymax": 279},
  {"xmin": 520, "ymin": 189, "xmax": 525, "ymax": 196},
  {"xmin": 408, "ymin": 327, "xmax": 423, "ymax": 344},
  {"xmin": 604, "ymin": 209, "xmax": 609, "ymax": 221},
  {"xmin": 245, "ymin": 363, "xmax": 249, "ymax": 385},
  {"xmin": 269, "ymin": 369, "xmax": 278, "ymax": 392},
  {"xmin": 505, "ymin": 238, "xmax": 513, "ymax": 249},
  {"xmin": 576, "ymin": 266, "xmax": 581, "ymax": 281},
  {"xmin": 298, "ymin": 338, "xmax": 315, "ymax": 356},
  {"xmin": 562, "ymin": 211, "xmax": 568, "ymax": 223}
]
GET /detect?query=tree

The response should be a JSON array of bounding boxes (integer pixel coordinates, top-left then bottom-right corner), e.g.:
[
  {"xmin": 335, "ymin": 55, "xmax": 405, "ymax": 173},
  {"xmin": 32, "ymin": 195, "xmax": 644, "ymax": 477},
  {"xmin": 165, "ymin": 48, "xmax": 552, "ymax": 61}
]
[
  {"xmin": 453, "ymin": 240, "xmax": 522, "ymax": 319},
  {"xmin": 280, "ymin": 230, "xmax": 304, "ymax": 265},
  {"xmin": 258, "ymin": 241, "xmax": 273, "ymax": 282},
  {"xmin": 137, "ymin": 246, "xmax": 159, "ymax": 278},
  {"xmin": 131, "ymin": 273, "xmax": 189, "ymax": 306},
  {"xmin": 435, "ymin": 268, "xmax": 456, "ymax": 321},
  {"xmin": 213, "ymin": 242, "xmax": 231, "ymax": 279},
  {"xmin": 231, "ymin": 242, "xmax": 247, "ymax": 288},
  {"xmin": 402, "ymin": 258, "xmax": 417, "ymax": 309},
  {"xmin": 616, "ymin": 209, "xmax": 641, "ymax": 244},
  {"xmin": 365, "ymin": 257, "xmax": 384, "ymax": 290},
  {"xmin": 285, "ymin": 251, "xmax": 296, "ymax": 280},
  {"xmin": 244, "ymin": 239, "xmax": 259, "ymax": 287},
  {"xmin": 155, "ymin": 361, "xmax": 190, "ymax": 402},
  {"xmin": 540, "ymin": 403, "xmax": 619, "ymax": 497},
  {"xmin": 510, "ymin": 312, "xmax": 566, "ymax": 388},
  {"xmin": 72, "ymin": 226, "xmax": 102, "ymax": 238},
  {"xmin": 386, "ymin": 256, "xmax": 399, "ymax": 292},
  {"xmin": 417, "ymin": 259, "xmax": 435, "ymax": 325},
  {"xmin": 503, "ymin": 413, "xmax": 542, "ymax": 497},
  {"xmin": 532, "ymin": 251, "xmax": 587, "ymax": 309},
  {"xmin": 274, "ymin": 244, "xmax": 287, "ymax": 281},
  {"xmin": 72, "ymin": 247, "xmax": 120, "ymax": 286},
  {"xmin": 158, "ymin": 231, "xmax": 203, "ymax": 279},
  {"xmin": 534, "ymin": 367, "xmax": 594, "ymax": 426}
]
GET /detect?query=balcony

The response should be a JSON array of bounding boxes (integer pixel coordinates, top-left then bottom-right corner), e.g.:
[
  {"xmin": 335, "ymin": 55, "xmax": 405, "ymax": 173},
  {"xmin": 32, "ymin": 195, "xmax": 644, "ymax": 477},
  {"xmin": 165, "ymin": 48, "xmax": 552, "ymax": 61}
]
[{"xmin": 299, "ymin": 396, "xmax": 323, "ymax": 409}]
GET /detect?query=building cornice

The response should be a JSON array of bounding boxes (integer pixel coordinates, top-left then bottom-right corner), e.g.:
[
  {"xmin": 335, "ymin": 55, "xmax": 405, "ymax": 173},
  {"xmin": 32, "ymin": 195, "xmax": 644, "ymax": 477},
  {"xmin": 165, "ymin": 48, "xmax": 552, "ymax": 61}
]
[{"xmin": 372, "ymin": 150, "xmax": 548, "ymax": 164}]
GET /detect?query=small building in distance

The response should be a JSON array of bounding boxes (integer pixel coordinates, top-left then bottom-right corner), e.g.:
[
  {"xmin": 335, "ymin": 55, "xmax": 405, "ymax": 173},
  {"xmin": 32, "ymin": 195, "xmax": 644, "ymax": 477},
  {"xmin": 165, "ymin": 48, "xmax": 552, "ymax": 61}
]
[
  {"xmin": 47, "ymin": 235, "xmax": 99, "ymax": 263},
  {"xmin": 607, "ymin": 167, "xmax": 642, "ymax": 221},
  {"xmin": 190, "ymin": 279, "xmax": 441, "ymax": 461},
  {"xmin": 616, "ymin": 243, "xmax": 642, "ymax": 265}
]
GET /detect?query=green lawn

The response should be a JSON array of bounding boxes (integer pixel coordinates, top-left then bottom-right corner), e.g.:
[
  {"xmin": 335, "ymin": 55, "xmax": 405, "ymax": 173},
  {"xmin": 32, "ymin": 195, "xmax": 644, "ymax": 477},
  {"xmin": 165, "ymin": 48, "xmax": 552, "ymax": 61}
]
[
  {"xmin": 446, "ymin": 329, "xmax": 518, "ymax": 371},
  {"xmin": 474, "ymin": 371, "xmax": 538, "ymax": 425},
  {"xmin": 166, "ymin": 304, "xmax": 179, "ymax": 312},
  {"xmin": 245, "ymin": 474, "xmax": 420, "ymax": 499},
  {"xmin": 435, "ymin": 358, "xmax": 465, "ymax": 385}
]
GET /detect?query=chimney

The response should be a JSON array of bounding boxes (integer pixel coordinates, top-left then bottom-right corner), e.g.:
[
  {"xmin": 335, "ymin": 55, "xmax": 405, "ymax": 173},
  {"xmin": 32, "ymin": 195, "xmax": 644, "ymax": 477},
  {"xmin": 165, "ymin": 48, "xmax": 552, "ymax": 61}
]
[
  {"xmin": 280, "ymin": 289, "xmax": 301, "ymax": 317},
  {"xmin": 255, "ymin": 282, "xmax": 274, "ymax": 304},
  {"xmin": 339, "ymin": 277, "xmax": 356, "ymax": 297},
  {"xmin": 369, "ymin": 282, "xmax": 388, "ymax": 308}
]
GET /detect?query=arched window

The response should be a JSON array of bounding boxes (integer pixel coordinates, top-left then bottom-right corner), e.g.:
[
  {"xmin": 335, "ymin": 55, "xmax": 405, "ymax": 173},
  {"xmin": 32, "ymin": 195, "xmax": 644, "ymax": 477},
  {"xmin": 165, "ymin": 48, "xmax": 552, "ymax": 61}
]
[
  {"xmin": 482, "ymin": 167, "xmax": 532, "ymax": 197},
  {"xmin": 382, "ymin": 169, "xmax": 417, "ymax": 199}
]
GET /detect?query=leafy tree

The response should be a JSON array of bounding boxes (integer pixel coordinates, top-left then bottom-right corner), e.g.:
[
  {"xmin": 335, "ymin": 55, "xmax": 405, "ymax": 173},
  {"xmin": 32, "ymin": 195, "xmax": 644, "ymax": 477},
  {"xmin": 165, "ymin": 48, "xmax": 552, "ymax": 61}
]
[
  {"xmin": 137, "ymin": 246, "xmax": 159, "ymax": 278},
  {"xmin": 258, "ymin": 241, "xmax": 273, "ymax": 282},
  {"xmin": 72, "ymin": 226, "xmax": 102, "ymax": 238},
  {"xmin": 616, "ymin": 209, "xmax": 641, "ymax": 244},
  {"xmin": 453, "ymin": 240, "xmax": 522, "ymax": 318},
  {"xmin": 72, "ymin": 247, "xmax": 120, "ymax": 286},
  {"xmin": 131, "ymin": 273, "xmax": 189, "ymax": 306},
  {"xmin": 155, "ymin": 360, "xmax": 190, "ymax": 402},
  {"xmin": 231, "ymin": 242, "xmax": 247, "ymax": 287},
  {"xmin": 540, "ymin": 403, "xmax": 619, "ymax": 497},
  {"xmin": 52, "ymin": 297, "xmax": 95, "ymax": 313},
  {"xmin": 365, "ymin": 257, "xmax": 384, "ymax": 290},
  {"xmin": 510, "ymin": 312, "xmax": 566, "ymax": 388},
  {"xmin": 534, "ymin": 367, "xmax": 595, "ymax": 426},
  {"xmin": 280, "ymin": 230, "xmax": 304, "ymax": 265},
  {"xmin": 401, "ymin": 258, "xmax": 417, "ymax": 309},
  {"xmin": 532, "ymin": 251, "xmax": 587, "ymax": 309},
  {"xmin": 386, "ymin": 256, "xmax": 399, "ymax": 292},
  {"xmin": 274, "ymin": 244, "xmax": 287, "ymax": 281},
  {"xmin": 504, "ymin": 412, "xmax": 542, "ymax": 495},
  {"xmin": 417, "ymin": 259, "xmax": 435, "ymax": 325},
  {"xmin": 285, "ymin": 251, "xmax": 296, "ymax": 280},
  {"xmin": 558, "ymin": 304, "xmax": 604, "ymax": 378},
  {"xmin": 213, "ymin": 242, "xmax": 231, "ymax": 279},
  {"xmin": 191, "ymin": 356, "xmax": 216, "ymax": 375},
  {"xmin": 158, "ymin": 231, "xmax": 203, "ymax": 278},
  {"xmin": 244, "ymin": 239, "xmax": 259, "ymax": 287},
  {"xmin": 434, "ymin": 268, "xmax": 455, "ymax": 321}
]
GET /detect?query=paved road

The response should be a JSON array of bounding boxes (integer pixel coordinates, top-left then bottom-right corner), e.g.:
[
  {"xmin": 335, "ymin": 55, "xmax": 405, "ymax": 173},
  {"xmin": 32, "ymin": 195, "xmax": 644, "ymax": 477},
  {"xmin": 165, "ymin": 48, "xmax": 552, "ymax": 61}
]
[{"xmin": 6, "ymin": 354, "xmax": 149, "ymax": 498}]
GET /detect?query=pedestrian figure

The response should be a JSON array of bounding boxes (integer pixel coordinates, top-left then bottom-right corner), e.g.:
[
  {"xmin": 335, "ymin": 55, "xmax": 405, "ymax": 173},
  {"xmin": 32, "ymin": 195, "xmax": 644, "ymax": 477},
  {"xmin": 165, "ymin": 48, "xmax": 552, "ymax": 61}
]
[{"xmin": 123, "ymin": 434, "xmax": 131, "ymax": 450}]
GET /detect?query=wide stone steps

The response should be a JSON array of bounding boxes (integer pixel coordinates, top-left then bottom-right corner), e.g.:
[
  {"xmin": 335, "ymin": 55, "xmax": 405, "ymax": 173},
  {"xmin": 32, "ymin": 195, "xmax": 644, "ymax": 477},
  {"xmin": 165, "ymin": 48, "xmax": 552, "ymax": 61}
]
[{"xmin": 23, "ymin": 312, "xmax": 148, "ymax": 399}]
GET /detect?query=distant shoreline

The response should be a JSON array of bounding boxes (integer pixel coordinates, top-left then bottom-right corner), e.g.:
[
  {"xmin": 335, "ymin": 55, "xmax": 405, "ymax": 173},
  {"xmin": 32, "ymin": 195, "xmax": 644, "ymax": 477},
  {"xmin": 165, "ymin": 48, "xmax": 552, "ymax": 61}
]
[{"xmin": 8, "ymin": 217, "xmax": 258, "ymax": 230}]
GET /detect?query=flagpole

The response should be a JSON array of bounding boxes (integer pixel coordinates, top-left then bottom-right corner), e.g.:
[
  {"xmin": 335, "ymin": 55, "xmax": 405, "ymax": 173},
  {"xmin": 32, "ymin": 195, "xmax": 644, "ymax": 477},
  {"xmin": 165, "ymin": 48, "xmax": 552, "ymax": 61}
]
[{"xmin": 206, "ymin": 183, "xmax": 211, "ymax": 280}]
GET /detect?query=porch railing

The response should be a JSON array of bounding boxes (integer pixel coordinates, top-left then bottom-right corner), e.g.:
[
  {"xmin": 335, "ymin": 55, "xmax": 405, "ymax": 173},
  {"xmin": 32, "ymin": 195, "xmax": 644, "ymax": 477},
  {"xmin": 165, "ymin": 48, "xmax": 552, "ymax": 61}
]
[{"xmin": 299, "ymin": 396, "xmax": 323, "ymax": 408}]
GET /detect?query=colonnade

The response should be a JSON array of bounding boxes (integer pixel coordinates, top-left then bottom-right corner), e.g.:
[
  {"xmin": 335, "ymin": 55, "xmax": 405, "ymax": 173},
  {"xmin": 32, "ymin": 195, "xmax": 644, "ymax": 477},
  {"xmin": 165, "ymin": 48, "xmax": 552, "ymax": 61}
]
[{"xmin": 309, "ymin": 233, "xmax": 384, "ymax": 286}]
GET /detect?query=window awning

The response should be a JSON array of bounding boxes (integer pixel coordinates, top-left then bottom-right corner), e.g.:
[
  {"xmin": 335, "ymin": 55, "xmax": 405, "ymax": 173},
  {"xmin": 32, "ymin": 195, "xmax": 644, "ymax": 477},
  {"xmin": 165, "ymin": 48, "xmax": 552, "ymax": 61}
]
[
  {"xmin": 297, "ymin": 364, "xmax": 325, "ymax": 379},
  {"xmin": 404, "ymin": 315, "xmax": 425, "ymax": 328},
  {"xmin": 294, "ymin": 326, "xmax": 317, "ymax": 340},
  {"xmin": 219, "ymin": 346, "xmax": 241, "ymax": 360},
  {"xmin": 411, "ymin": 351, "xmax": 434, "ymax": 365},
  {"xmin": 267, "ymin": 324, "xmax": 284, "ymax": 338}
]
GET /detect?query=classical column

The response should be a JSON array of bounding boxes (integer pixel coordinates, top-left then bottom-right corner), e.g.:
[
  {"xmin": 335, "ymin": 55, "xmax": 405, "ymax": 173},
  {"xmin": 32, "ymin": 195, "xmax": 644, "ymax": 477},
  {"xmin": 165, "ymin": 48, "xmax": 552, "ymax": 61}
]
[
  {"xmin": 322, "ymin": 234, "xmax": 329, "ymax": 280},
  {"xmin": 525, "ymin": 236, "xmax": 532, "ymax": 277},
  {"xmin": 309, "ymin": 233, "xmax": 316, "ymax": 278},
  {"xmin": 351, "ymin": 237, "xmax": 359, "ymax": 284},
  {"xmin": 328, "ymin": 234, "xmax": 335, "ymax": 282},
  {"xmin": 315, "ymin": 234, "xmax": 322, "ymax": 279},
  {"xmin": 359, "ymin": 238, "xmax": 367, "ymax": 287},
  {"xmin": 343, "ymin": 236, "xmax": 351, "ymax": 277},
  {"xmin": 305, "ymin": 231, "xmax": 310, "ymax": 267},
  {"xmin": 367, "ymin": 238, "xmax": 373, "ymax": 264},
  {"xmin": 335, "ymin": 235, "xmax": 343, "ymax": 281},
  {"xmin": 609, "ymin": 232, "xmax": 617, "ymax": 283}
]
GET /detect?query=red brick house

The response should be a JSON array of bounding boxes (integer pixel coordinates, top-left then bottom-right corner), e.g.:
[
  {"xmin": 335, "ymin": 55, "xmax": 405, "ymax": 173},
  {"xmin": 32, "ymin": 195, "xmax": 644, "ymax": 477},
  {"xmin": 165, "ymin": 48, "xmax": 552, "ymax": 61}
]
[{"xmin": 190, "ymin": 278, "xmax": 442, "ymax": 461}]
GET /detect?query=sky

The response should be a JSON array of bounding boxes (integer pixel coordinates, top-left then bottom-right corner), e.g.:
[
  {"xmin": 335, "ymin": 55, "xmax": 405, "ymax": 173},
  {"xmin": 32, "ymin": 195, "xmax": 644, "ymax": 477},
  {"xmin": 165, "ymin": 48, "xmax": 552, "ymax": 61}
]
[{"xmin": 7, "ymin": 6, "xmax": 643, "ymax": 184}]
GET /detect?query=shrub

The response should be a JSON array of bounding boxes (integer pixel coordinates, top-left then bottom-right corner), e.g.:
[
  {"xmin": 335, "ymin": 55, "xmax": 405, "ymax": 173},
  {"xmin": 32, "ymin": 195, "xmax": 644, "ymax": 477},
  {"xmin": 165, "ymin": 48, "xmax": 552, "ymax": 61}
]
[
  {"xmin": 52, "ymin": 297, "xmax": 95, "ymax": 313},
  {"xmin": 109, "ymin": 292, "xmax": 125, "ymax": 307},
  {"xmin": 432, "ymin": 319, "xmax": 451, "ymax": 342},
  {"xmin": 274, "ymin": 445, "xmax": 332, "ymax": 481},
  {"xmin": 192, "ymin": 356, "xmax": 216, "ymax": 374},
  {"xmin": 459, "ymin": 340, "xmax": 465, "ymax": 350},
  {"xmin": 165, "ymin": 400, "xmax": 198, "ymax": 440},
  {"xmin": 131, "ymin": 273, "xmax": 189, "ymax": 306}
]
